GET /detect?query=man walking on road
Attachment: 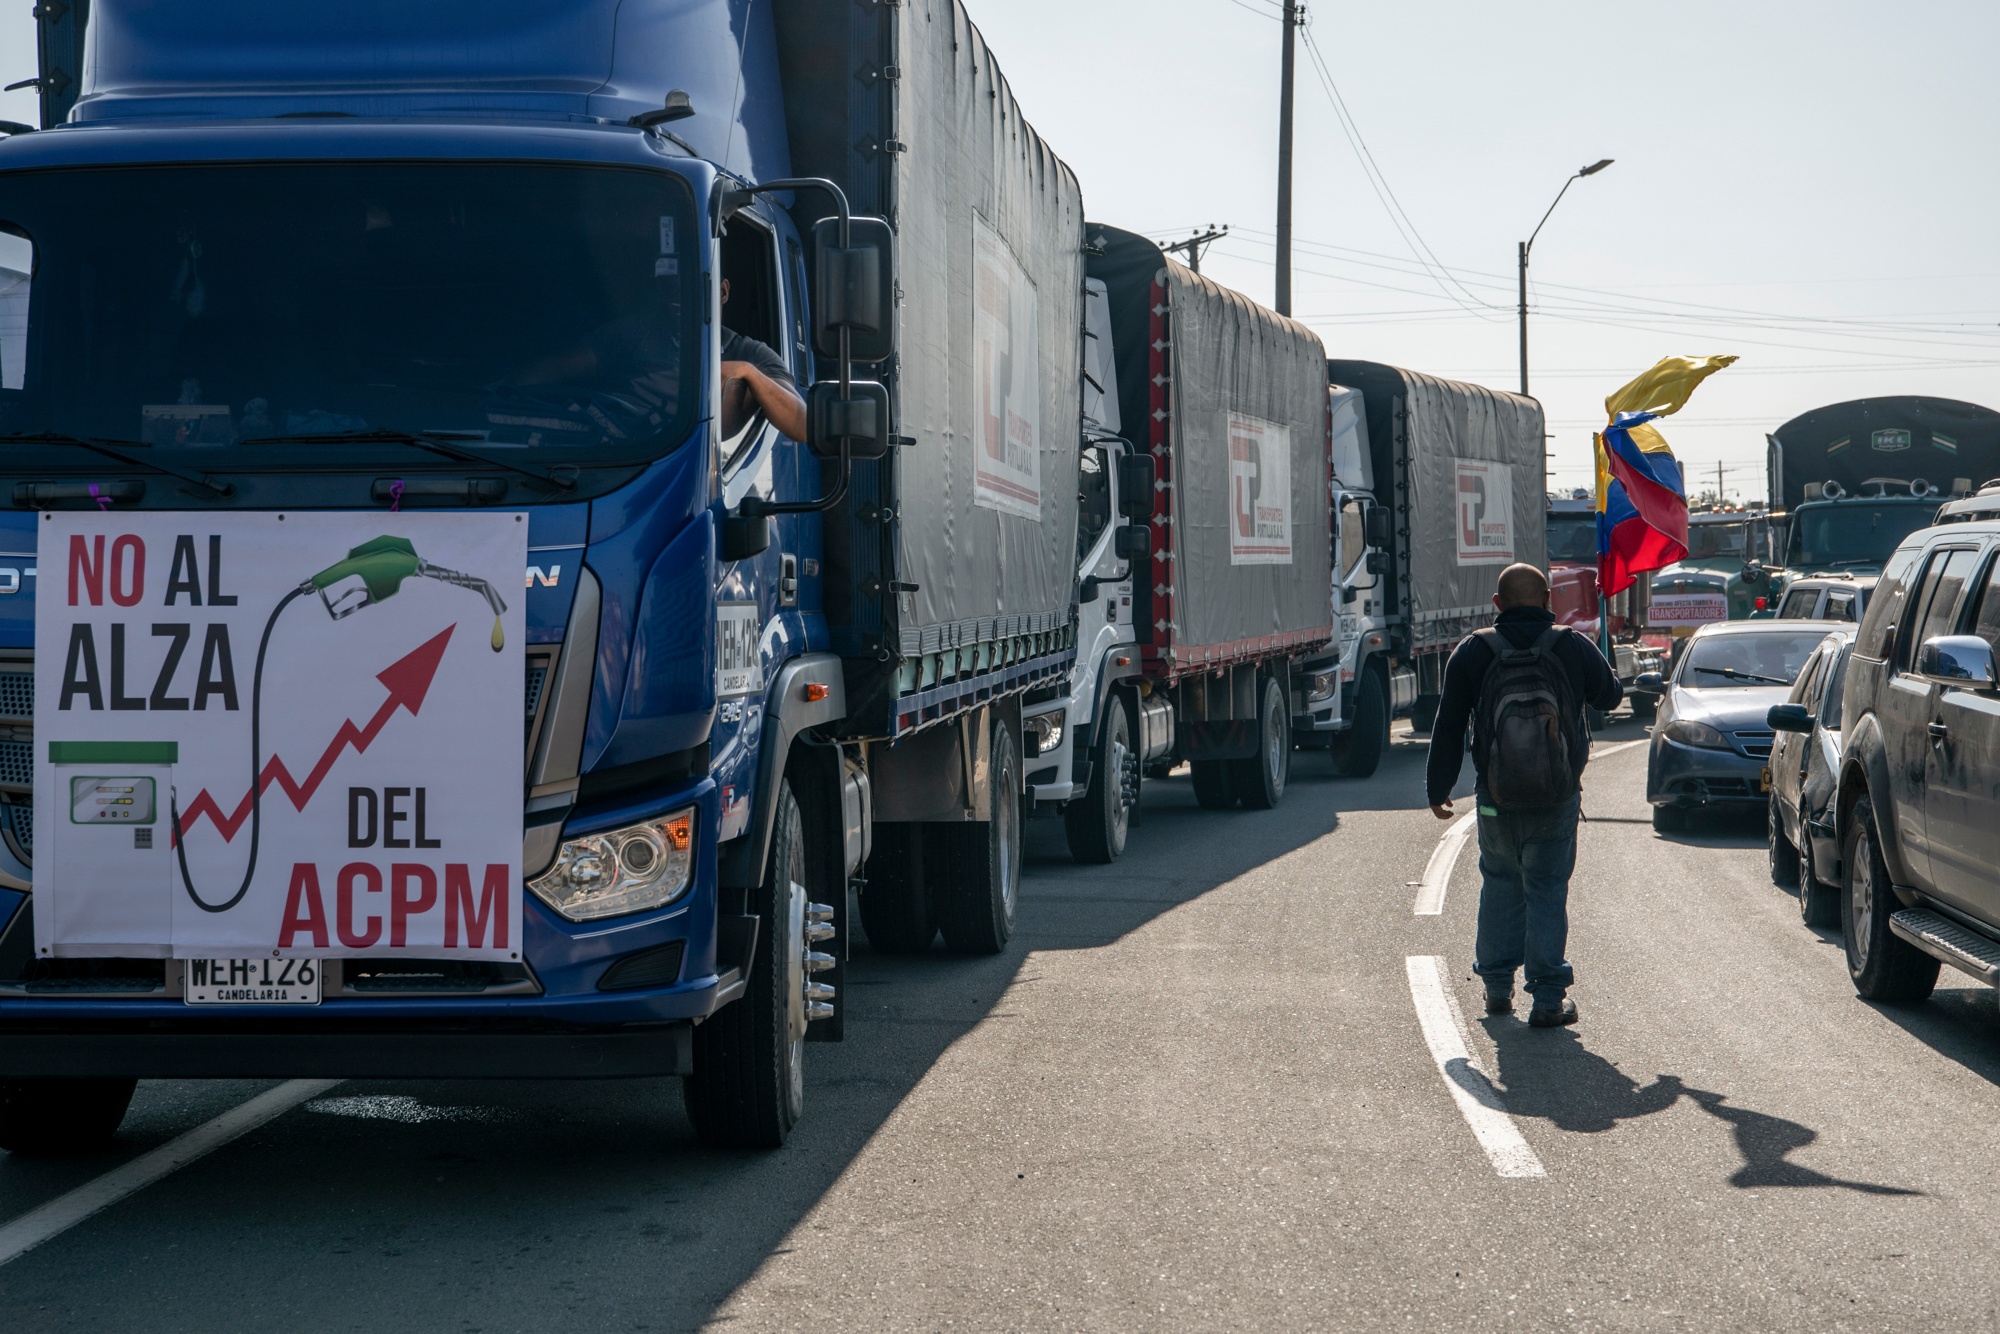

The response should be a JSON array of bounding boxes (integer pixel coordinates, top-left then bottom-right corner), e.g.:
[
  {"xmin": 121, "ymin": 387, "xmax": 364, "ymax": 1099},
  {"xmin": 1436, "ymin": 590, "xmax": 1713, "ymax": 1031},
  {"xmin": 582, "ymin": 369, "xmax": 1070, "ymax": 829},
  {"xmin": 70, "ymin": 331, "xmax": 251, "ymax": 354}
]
[{"xmin": 1427, "ymin": 562, "xmax": 1622, "ymax": 1028}]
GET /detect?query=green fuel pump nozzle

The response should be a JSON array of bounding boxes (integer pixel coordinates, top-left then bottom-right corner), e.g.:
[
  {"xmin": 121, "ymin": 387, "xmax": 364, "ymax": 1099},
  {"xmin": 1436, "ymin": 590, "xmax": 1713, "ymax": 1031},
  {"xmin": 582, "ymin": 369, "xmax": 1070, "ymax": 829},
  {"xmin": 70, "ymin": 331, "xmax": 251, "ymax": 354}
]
[{"xmin": 302, "ymin": 535, "xmax": 509, "ymax": 650}]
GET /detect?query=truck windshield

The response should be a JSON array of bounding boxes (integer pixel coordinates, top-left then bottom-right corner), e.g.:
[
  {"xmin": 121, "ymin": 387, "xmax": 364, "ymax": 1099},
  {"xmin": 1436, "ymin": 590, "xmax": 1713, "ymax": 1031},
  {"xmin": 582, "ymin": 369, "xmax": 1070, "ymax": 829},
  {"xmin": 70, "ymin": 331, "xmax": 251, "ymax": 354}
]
[
  {"xmin": 1684, "ymin": 522, "xmax": 1748, "ymax": 561},
  {"xmin": 0, "ymin": 163, "xmax": 701, "ymax": 469},
  {"xmin": 1785, "ymin": 502, "xmax": 1935, "ymax": 568},
  {"xmin": 1546, "ymin": 513, "xmax": 1599, "ymax": 563}
]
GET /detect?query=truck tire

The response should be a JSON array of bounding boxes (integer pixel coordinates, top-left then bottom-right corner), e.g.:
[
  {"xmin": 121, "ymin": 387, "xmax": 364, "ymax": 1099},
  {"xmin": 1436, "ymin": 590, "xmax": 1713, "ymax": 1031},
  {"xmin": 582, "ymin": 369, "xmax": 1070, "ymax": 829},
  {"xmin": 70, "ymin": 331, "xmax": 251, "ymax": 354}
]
[
  {"xmin": 1190, "ymin": 759, "xmax": 1236, "ymax": 809},
  {"xmin": 936, "ymin": 718, "xmax": 1022, "ymax": 955},
  {"xmin": 1228, "ymin": 676, "xmax": 1290, "ymax": 810},
  {"xmin": 1629, "ymin": 692, "xmax": 1658, "ymax": 723},
  {"xmin": 1767, "ymin": 795, "xmax": 1800, "ymax": 889},
  {"xmin": 1409, "ymin": 693, "xmax": 1440, "ymax": 735},
  {"xmin": 858, "ymin": 822, "xmax": 936, "ymax": 954},
  {"xmin": 0, "ymin": 1078, "xmax": 136, "ymax": 1155},
  {"xmin": 684, "ymin": 780, "xmax": 808, "ymax": 1149},
  {"xmin": 1328, "ymin": 667, "xmax": 1388, "ymax": 779},
  {"xmin": 1065, "ymin": 695, "xmax": 1135, "ymax": 864},
  {"xmin": 1843, "ymin": 795, "xmax": 1939, "ymax": 1004}
]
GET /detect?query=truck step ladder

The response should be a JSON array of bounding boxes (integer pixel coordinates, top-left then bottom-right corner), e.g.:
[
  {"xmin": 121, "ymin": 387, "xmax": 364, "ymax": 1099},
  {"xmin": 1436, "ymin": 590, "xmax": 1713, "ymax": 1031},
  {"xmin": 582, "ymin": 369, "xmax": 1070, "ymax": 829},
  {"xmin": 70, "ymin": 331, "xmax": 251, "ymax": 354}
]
[{"xmin": 1890, "ymin": 909, "xmax": 2000, "ymax": 985}]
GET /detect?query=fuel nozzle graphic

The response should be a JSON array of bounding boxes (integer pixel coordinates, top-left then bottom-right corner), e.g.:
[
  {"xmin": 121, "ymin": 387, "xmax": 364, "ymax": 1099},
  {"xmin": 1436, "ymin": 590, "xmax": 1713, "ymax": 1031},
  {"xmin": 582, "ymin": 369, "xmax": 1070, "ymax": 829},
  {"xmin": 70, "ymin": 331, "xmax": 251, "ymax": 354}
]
[{"xmin": 301, "ymin": 535, "xmax": 509, "ymax": 651}]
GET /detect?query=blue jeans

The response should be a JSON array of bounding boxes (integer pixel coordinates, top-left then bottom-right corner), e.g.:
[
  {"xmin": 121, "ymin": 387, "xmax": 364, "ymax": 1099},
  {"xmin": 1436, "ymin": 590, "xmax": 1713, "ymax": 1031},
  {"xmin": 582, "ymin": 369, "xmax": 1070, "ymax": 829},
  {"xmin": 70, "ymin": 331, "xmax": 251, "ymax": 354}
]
[{"xmin": 1473, "ymin": 795, "xmax": 1579, "ymax": 1010}]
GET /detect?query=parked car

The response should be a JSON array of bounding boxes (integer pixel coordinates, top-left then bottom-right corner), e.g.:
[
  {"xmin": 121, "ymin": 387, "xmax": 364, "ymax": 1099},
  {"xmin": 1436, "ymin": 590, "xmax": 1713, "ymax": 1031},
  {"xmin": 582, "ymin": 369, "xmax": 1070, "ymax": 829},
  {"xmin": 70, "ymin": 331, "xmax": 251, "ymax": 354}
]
[
  {"xmin": 1773, "ymin": 575, "xmax": 1872, "ymax": 623},
  {"xmin": 1837, "ymin": 518, "xmax": 2000, "ymax": 1004},
  {"xmin": 1637, "ymin": 619, "xmax": 1846, "ymax": 833},
  {"xmin": 1766, "ymin": 630, "xmax": 1855, "ymax": 927}
]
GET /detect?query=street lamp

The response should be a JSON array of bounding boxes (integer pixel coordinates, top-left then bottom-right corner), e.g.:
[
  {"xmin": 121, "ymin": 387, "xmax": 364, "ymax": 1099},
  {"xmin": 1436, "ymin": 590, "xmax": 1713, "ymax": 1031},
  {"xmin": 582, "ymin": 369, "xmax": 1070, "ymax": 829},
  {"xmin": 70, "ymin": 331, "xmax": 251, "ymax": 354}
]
[{"xmin": 1518, "ymin": 158, "xmax": 1613, "ymax": 397}]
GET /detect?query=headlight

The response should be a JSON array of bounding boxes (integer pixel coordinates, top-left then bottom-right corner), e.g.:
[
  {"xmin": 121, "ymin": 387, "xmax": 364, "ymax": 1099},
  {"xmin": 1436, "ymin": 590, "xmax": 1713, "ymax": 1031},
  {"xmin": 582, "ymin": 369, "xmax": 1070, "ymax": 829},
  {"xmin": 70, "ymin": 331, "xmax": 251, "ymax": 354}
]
[
  {"xmin": 1025, "ymin": 710, "xmax": 1066, "ymax": 756},
  {"xmin": 529, "ymin": 808, "xmax": 695, "ymax": 922},
  {"xmin": 1306, "ymin": 672, "xmax": 1338, "ymax": 702},
  {"xmin": 1664, "ymin": 720, "xmax": 1729, "ymax": 749}
]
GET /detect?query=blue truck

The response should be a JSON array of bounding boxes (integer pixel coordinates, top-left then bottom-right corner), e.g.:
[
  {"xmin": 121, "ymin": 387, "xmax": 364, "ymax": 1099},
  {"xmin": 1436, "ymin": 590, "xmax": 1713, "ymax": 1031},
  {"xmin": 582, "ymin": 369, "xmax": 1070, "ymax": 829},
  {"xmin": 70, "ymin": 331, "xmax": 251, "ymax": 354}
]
[{"xmin": 0, "ymin": 0, "xmax": 1086, "ymax": 1150}]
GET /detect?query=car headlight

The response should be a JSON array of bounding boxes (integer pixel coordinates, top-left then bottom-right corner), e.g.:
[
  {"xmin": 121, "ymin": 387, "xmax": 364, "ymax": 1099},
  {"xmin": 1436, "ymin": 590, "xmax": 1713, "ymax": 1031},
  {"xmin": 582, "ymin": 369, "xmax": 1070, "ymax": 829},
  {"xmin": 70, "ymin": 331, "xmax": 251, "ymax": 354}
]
[
  {"xmin": 1664, "ymin": 720, "xmax": 1729, "ymax": 749},
  {"xmin": 528, "ymin": 808, "xmax": 695, "ymax": 922}
]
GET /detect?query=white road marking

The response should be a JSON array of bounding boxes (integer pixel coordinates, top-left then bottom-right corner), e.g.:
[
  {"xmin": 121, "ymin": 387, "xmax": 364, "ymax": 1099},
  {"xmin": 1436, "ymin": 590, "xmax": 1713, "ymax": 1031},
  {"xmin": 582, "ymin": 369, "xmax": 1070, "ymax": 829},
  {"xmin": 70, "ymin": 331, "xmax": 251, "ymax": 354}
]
[
  {"xmin": 0, "ymin": 1078, "xmax": 339, "ymax": 1268},
  {"xmin": 1592, "ymin": 739, "xmax": 1649, "ymax": 759},
  {"xmin": 1405, "ymin": 956, "xmax": 1546, "ymax": 1179},
  {"xmin": 1415, "ymin": 811, "xmax": 1477, "ymax": 916}
]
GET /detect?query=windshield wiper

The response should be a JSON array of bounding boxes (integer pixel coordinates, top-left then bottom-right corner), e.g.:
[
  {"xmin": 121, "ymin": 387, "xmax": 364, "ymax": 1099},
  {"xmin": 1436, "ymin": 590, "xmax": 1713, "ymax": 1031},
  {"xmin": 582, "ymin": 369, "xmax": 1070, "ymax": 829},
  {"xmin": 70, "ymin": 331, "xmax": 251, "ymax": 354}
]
[
  {"xmin": 1691, "ymin": 666, "xmax": 1790, "ymax": 686},
  {"xmin": 1824, "ymin": 558, "xmax": 1879, "ymax": 568},
  {"xmin": 242, "ymin": 429, "xmax": 577, "ymax": 492},
  {"xmin": 0, "ymin": 432, "xmax": 232, "ymax": 498}
]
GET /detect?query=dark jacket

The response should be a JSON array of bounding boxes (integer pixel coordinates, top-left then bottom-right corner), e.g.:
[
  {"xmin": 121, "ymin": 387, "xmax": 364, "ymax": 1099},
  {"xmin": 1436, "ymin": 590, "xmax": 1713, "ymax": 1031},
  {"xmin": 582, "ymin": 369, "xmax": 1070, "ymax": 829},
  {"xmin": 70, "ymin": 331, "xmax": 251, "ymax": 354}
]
[{"xmin": 1425, "ymin": 606, "xmax": 1624, "ymax": 808}]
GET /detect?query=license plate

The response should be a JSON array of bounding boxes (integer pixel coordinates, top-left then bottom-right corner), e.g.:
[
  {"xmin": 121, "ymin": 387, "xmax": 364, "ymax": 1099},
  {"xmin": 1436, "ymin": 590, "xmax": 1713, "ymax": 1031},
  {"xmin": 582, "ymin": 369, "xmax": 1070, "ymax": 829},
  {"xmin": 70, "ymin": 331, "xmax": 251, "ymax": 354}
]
[
  {"xmin": 1759, "ymin": 766, "xmax": 1772, "ymax": 793},
  {"xmin": 184, "ymin": 958, "xmax": 322, "ymax": 1006}
]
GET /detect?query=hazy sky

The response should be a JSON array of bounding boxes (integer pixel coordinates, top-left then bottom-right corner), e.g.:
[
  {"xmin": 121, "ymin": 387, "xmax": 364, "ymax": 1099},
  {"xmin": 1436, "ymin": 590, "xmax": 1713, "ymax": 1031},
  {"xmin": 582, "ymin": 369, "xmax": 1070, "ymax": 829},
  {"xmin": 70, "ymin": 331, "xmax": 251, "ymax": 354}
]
[{"xmin": 3, "ymin": 1, "xmax": 1997, "ymax": 499}]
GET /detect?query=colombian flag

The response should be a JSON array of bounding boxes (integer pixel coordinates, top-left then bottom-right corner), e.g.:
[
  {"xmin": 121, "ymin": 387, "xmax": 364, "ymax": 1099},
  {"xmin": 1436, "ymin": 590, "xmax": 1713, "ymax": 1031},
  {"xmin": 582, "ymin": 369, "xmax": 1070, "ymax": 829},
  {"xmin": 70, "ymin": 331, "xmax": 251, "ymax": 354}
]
[{"xmin": 1593, "ymin": 356, "xmax": 1737, "ymax": 596}]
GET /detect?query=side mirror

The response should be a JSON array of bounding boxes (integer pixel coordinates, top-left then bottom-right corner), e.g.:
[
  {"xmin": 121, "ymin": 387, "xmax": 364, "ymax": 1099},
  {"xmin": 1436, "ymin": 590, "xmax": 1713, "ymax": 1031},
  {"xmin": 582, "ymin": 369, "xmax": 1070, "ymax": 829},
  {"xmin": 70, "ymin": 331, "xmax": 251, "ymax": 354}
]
[
  {"xmin": 1079, "ymin": 575, "xmax": 1101, "ymax": 605},
  {"xmin": 1919, "ymin": 635, "xmax": 1998, "ymax": 689},
  {"xmin": 1365, "ymin": 506, "xmax": 1392, "ymax": 550},
  {"xmin": 1340, "ymin": 585, "xmax": 1359, "ymax": 605},
  {"xmin": 1116, "ymin": 452, "xmax": 1156, "ymax": 522},
  {"xmin": 1767, "ymin": 702, "xmax": 1814, "ymax": 734},
  {"xmin": 1634, "ymin": 672, "xmax": 1666, "ymax": 695},
  {"xmin": 1365, "ymin": 549, "xmax": 1387, "ymax": 576},
  {"xmin": 812, "ymin": 217, "xmax": 895, "ymax": 365},
  {"xmin": 806, "ymin": 381, "xmax": 891, "ymax": 460},
  {"xmin": 720, "ymin": 512, "xmax": 772, "ymax": 562},
  {"xmin": 1114, "ymin": 524, "xmax": 1151, "ymax": 562}
]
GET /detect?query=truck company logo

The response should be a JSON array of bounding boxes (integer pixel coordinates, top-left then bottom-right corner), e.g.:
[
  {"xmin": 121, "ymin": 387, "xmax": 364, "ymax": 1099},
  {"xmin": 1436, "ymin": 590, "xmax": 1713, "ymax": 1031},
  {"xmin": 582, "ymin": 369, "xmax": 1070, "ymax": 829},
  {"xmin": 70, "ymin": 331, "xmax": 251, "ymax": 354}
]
[
  {"xmin": 34, "ymin": 513, "xmax": 526, "ymax": 963},
  {"xmin": 1228, "ymin": 413, "xmax": 1293, "ymax": 566},
  {"xmin": 1871, "ymin": 428, "xmax": 1912, "ymax": 452},
  {"xmin": 1454, "ymin": 459, "xmax": 1515, "ymax": 566},
  {"xmin": 971, "ymin": 213, "xmax": 1043, "ymax": 521}
]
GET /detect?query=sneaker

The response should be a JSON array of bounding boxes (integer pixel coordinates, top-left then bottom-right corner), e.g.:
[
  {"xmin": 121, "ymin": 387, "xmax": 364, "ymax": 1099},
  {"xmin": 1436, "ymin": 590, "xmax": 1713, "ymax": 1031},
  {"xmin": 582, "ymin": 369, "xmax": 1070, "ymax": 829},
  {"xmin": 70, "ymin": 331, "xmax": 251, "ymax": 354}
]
[
  {"xmin": 1484, "ymin": 990, "xmax": 1514, "ymax": 1015},
  {"xmin": 1528, "ymin": 998, "xmax": 1578, "ymax": 1028}
]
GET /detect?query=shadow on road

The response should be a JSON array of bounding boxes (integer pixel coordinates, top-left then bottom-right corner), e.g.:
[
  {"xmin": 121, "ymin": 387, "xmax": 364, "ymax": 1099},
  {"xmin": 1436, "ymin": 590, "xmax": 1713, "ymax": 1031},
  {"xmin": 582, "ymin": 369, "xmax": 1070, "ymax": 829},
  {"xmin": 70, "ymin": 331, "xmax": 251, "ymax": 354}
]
[
  {"xmin": 1868, "ymin": 986, "xmax": 2000, "ymax": 1089},
  {"xmin": 5, "ymin": 723, "xmax": 1449, "ymax": 1329},
  {"xmin": 1482, "ymin": 1019, "xmax": 1918, "ymax": 1195}
]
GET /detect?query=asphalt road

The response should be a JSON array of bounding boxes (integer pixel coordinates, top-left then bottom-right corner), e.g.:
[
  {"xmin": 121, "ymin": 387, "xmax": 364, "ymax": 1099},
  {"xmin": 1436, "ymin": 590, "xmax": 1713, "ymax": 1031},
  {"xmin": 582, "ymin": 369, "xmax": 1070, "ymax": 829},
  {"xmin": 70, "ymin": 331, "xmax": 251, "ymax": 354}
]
[{"xmin": 9, "ymin": 717, "xmax": 2000, "ymax": 1330}]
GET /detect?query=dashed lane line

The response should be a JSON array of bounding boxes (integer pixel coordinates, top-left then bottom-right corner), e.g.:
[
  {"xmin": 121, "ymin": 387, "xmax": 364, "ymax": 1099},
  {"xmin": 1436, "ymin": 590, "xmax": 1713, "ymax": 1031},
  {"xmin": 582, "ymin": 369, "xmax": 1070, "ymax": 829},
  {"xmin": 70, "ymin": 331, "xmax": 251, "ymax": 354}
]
[
  {"xmin": 1404, "ymin": 956, "xmax": 1546, "ymax": 1179},
  {"xmin": 1414, "ymin": 812, "xmax": 1477, "ymax": 916},
  {"xmin": 0, "ymin": 1078, "xmax": 340, "ymax": 1268}
]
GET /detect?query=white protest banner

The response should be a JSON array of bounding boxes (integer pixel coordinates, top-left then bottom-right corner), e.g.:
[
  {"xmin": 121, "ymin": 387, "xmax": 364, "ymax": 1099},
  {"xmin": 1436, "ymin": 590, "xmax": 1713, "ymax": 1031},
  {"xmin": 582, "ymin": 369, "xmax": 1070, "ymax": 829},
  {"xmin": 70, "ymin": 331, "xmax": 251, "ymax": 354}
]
[{"xmin": 35, "ymin": 513, "xmax": 526, "ymax": 961}]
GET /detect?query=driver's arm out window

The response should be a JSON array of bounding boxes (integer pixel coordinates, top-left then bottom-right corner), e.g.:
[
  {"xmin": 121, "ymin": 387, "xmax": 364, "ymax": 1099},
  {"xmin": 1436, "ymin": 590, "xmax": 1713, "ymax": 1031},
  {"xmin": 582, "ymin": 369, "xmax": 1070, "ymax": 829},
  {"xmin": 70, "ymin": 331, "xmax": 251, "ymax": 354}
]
[{"xmin": 0, "ymin": 229, "xmax": 29, "ymax": 391}]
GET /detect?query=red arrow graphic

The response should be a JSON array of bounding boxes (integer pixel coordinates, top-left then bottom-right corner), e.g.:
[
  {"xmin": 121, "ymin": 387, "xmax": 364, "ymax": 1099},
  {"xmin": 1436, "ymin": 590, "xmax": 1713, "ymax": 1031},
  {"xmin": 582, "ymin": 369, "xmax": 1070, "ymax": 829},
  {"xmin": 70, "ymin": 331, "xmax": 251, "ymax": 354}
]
[{"xmin": 174, "ymin": 625, "xmax": 457, "ymax": 844}]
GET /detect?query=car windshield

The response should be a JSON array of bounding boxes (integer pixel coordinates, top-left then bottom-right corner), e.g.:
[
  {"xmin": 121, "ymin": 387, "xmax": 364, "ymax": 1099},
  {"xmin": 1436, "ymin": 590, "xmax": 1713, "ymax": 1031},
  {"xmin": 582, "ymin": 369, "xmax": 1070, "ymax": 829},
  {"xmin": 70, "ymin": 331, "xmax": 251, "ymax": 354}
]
[
  {"xmin": 0, "ymin": 163, "xmax": 701, "ymax": 471},
  {"xmin": 1785, "ymin": 502, "xmax": 1935, "ymax": 568},
  {"xmin": 1546, "ymin": 513, "xmax": 1598, "ymax": 562},
  {"xmin": 1680, "ymin": 630, "xmax": 1833, "ymax": 687},
  {"xmin": 1684, "ymin": 521, "xmax": 1749, "ymax": 561}
]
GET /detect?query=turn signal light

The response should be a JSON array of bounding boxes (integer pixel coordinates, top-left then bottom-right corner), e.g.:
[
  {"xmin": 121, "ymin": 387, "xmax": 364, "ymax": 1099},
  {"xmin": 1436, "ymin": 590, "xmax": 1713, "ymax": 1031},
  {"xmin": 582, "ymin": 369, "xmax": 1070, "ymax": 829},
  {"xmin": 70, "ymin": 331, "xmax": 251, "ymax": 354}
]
[{"xmin": 803, "ymin": 682, "xmax": 830, "ymax": 702}]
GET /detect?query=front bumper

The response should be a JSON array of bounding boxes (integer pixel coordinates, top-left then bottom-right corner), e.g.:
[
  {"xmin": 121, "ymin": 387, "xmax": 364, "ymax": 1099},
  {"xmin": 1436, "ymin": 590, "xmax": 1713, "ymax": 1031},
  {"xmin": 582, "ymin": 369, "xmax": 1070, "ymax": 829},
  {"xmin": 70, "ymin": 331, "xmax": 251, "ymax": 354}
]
[{"xmin": 1647, "ymin": 736, "xmax": 1769, "ymax": 806}]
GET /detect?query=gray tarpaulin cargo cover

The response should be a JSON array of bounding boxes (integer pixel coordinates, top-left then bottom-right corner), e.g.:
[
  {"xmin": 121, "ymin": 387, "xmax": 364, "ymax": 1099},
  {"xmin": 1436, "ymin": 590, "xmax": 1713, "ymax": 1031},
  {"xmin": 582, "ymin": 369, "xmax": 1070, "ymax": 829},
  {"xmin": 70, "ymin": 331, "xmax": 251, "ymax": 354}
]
[
  {"xmin": 1325, "ymin": 360, "xmax": 1547, "ymax": 657},
  {"xmin": 1089, "ymin": 227, "xmax": 1332, "ymax": 681},
  {"xmin": 774, "ymin": 0, "xmax": 1085, "ymax": 737}
]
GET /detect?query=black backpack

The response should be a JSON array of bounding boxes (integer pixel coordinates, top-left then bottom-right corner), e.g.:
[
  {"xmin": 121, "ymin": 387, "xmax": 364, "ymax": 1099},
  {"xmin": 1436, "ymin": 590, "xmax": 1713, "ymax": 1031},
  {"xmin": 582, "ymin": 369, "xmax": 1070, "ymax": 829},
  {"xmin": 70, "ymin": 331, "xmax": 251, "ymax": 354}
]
[{"xmin": 1472, "ymin": 625, "xmax": 1586, "ymax": 810}]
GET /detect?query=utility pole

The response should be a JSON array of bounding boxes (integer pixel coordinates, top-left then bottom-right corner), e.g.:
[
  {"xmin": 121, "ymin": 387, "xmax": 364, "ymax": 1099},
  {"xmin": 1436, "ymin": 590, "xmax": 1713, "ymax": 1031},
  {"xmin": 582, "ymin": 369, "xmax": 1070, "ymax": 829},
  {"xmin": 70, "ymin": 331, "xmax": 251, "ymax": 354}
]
[
  {"xmin": 1518, "ymin": 159, "xmax": 1614, "ymax": 396},
  {"xmin": 1275, "ymin": 1, "xmax": 1299, "ymax": 316},
  {"xmin": 1163, "ymin": 226, "xmax": 1229, "ymax": 275}
]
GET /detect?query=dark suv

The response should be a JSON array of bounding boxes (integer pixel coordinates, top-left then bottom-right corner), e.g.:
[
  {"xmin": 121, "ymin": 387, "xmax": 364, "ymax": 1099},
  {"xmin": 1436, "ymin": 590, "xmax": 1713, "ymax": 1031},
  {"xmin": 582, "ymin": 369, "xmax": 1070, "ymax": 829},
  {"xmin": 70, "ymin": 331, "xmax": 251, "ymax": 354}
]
[{"xmin": 1839, "ymin": 520, "xmax": 2000, "ymax": 1003}]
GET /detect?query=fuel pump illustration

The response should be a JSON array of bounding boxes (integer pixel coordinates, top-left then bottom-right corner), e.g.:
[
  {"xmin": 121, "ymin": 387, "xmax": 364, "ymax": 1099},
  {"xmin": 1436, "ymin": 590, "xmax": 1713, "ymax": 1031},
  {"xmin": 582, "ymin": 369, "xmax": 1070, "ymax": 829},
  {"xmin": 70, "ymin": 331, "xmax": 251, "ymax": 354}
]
[{"xmin": 173, "ymin": 535, "xmax": 509, "ymax": 913}]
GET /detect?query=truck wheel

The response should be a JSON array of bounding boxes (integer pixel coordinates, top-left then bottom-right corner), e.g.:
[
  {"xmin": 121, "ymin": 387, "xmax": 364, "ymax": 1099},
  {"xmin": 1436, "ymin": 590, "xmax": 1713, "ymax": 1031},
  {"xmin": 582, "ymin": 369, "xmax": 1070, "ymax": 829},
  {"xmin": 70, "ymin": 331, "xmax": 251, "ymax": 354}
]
[
  {"xmin": 1798, "ymin": 827, "xmax": 1840, "ymax": 929},
  {"xmin": 1843, "ymin": 795, "xmax": 1939, "ymax": 1004},
  {"xmin": 684, "ymin": 780, "xmax": 808, "ymax": 1149},
  {"xmin": 1328, "ymin": 668, "xmax": 1388, "ymax": 779},
  {"xmin": 936, "ymin": 718, "xmax": 1022, "ymax": 955},
  {"xmin": 1065, "ymin": 696, "xmax": 1135, "ymax": 864},
  {"xmin": 858, "ymin": 823, "xmax": 936, "ymax": 954},
  {"xmin": 1190, "ymin": 759, "xmax": 1236, "ymax": 809},
  {"xmin": 1767, "ymin": 796, "xmax": 1800, "ymax": 888},
  {"xmin": 1409, "ymin": 693, "xmax": 1440, "ymax": 735},
  {"xmin": 0, "ymin": 1078, "xmax": 136, "ymax": 1155},
  {"xmin": 1228, "ymin": 676, "xmax": 1290, "ymax": 810},
  {"xmin": 1630, "ymin": 692, "xmax": 1658, "ymax": 723}
]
